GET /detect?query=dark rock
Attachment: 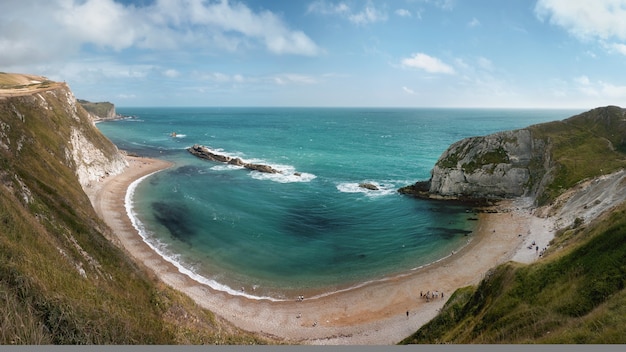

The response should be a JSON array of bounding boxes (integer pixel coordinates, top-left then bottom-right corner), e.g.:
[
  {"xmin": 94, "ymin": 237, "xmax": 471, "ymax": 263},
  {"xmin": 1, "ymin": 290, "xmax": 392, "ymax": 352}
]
[
  {"xmin": 243, "ymin": 163, "xmax": 280, "ymax": 174},
  {"xmin": 228, "ymin": 157, "xmax": 245, "ymax": 166},
  {"xmin": 188, "ymin": 145, "xmax": 280, "ymax": 174},
  {"xmin": 359, "ymin": 183, "xmax": 379, "ymax": 191}
]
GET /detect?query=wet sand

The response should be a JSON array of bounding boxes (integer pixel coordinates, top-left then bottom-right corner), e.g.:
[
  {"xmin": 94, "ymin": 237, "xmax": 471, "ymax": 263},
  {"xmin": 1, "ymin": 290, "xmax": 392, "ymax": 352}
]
[{"xmin": 86, "ymin": 155, "xmax": 555, "ymax": 345}]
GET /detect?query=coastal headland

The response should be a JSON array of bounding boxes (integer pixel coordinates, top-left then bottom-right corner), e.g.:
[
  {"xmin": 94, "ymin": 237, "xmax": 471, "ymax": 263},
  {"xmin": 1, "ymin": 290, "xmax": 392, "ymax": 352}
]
[{"xmin": 89, "ymin": 155, "xmax": 557, "ymax": 344}]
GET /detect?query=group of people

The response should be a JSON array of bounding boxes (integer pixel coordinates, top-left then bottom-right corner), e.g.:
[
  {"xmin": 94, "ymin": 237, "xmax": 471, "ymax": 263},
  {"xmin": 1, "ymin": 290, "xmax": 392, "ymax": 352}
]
[
  {"xmin": 420, "ymin": 290, "xmax": 443, "ymax": 302},
  {"xmin": 527, "ymin": 240, "xmax": 548, "ymax": 257}
]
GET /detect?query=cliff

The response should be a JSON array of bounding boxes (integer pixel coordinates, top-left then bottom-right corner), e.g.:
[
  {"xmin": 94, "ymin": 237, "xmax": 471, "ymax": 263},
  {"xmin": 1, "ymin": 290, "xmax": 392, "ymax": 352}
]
[
  {"xmin": 400, "ymin": 106, "xmax": 626, "ymax": 205},
  {"xmin": 78, "ymin": 99, "xmax": 118, "ymax": 121},
  {"xmin": 0, "ymin": 73, "xmax": 266, "ymax": 344},
  {"xmin": 0, "ymin": 77, "xmax": 127, "ymax": 190},
  {"xmin": 400, "ymin": 106, "xmax": 626, "ymax": 344}
]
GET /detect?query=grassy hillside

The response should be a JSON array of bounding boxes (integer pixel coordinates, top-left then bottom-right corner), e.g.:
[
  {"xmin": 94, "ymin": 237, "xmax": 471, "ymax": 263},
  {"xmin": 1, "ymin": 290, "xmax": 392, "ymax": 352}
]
[
  {"xmin": 531, "ymin": 106, "xmax": 626, "ymax": 205},
  {"xmin": 401, "ymin": 201, "xmax": 626, "ymax": 343},
  {"xmin": 401, "ymin": 106, "xmax": 626, "ymax": 344},
  {"xmin": 0, "ymin": 79, "xmax": 271, "ymax": 344}
]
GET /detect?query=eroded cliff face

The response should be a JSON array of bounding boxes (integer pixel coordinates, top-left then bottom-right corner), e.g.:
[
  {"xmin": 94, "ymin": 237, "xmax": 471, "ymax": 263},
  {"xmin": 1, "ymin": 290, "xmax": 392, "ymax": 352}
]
[
  {"xmin": 0, "ymin": 82, "xmax": 127, "ymax": 191},
  {"xmin": 421, "ymin": 129, "xmax": 549, "ymax": 199}
]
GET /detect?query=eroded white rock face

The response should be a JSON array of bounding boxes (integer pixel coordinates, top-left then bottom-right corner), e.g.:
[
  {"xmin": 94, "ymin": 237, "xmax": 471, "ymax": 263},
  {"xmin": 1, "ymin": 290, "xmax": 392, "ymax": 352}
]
[
  {"xmin": 429, "ymin": 129, "xmax": 545, "ymax": 198},
  {"xmin": 69, "ymin": 128, "xmax": 127, "ymax": 189}
]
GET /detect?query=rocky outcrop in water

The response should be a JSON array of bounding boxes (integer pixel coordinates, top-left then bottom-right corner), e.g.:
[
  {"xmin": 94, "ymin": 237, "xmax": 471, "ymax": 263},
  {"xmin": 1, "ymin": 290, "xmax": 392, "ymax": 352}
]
[
  {"xmin": 188, "ymin": 144, "xmax": 280, "ymax": 174},
  {"xmin": 359, "ymin": 183, "xmax": 379, "ymax": 190}
]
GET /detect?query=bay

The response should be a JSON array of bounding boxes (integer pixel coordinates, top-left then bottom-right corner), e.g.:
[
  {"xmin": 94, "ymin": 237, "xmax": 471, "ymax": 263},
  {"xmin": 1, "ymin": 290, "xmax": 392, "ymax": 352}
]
[{"xmin": 97, "ymin": 107, "xmax": 580, "ymax": 299}]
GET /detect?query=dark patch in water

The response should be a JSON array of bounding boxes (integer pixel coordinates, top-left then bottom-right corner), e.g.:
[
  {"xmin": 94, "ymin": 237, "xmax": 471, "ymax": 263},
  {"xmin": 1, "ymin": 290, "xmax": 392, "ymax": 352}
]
[
  {"xmin": 152, "ymin": 201, "xmax": 195, "ymax": 243},
  {"xmin": 282, "ymin": 207, "xmax": 348, "ymax": 239},
  {"xmin": 171, "ymin": 165, "xmax": 202, "ymax": 176},
  {"xmin": 426, "ymin": 226, "xmax": 472, "ymax": 240}
]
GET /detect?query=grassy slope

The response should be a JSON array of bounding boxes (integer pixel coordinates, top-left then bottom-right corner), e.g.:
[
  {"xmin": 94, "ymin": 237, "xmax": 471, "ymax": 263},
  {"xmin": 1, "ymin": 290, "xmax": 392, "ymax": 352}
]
[
  {"xmin": 531, "ymin": 106, "xmax": 626, "ymax": 205},
  {"xmin": 0, "ymin": 81, "xmax": 271, "ymax": 344},
  {"xmin": 401, "ymin": 106, "xmax": 626, "ymax": 344}
]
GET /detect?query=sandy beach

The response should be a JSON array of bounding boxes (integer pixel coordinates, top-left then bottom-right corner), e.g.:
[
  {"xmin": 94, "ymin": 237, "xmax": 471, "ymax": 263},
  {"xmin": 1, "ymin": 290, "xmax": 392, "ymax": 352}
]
[{"xmin": 87, "ymin": 155, "xmax": 556, "ymax": 345}]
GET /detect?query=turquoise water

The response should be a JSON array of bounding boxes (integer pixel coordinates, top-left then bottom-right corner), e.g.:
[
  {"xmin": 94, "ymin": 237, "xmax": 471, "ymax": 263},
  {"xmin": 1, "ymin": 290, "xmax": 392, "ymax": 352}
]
[{"xmin": 97, "ymin": 107, "xmax": 580, "ymax": 299}]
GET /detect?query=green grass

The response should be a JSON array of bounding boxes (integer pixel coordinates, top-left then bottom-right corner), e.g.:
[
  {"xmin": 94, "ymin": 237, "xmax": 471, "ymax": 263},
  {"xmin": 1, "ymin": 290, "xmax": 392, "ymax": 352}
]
[
  {"xmin": 530, "ymin": 106, "xmax": 626, "ymax": 205},
  {"xmin": 402, "ymin": 107, "xmax": 626, "ymax": 343},
  {"xmin": 401, "ymin": 201, "xmax": 626, "ymax": 344},
  {"xmin": 0, "ymin": 82, "xmax": 275, "ymax": 345}
]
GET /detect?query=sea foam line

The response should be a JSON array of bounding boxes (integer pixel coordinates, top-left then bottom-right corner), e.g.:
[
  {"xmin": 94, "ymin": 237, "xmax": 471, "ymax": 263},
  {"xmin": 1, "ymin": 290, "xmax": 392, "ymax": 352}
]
[
  {"xmin": 125, "ymin": 170, "xmax": 285, "ymax": 302},
  {"xmin": 124, "ymin": 170, "xmax": 473, "ymax": 302}
]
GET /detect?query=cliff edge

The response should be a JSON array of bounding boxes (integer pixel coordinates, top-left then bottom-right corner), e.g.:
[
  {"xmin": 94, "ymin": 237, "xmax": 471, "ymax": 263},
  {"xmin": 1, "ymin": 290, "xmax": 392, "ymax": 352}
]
[
  {"xmin": 400, "ymin": 106, "xmax": 626, "ymax": 205},
  {"xmin": 0, "ymin": 73, "xmax": 264, "ymax": 344},
  {"xmin": 78, "ymin": 99, "xmax": 118, "ymax": 121},
  {"xmin": 1, "ymin": 73, "xmax": 127, "ymax": 190}
]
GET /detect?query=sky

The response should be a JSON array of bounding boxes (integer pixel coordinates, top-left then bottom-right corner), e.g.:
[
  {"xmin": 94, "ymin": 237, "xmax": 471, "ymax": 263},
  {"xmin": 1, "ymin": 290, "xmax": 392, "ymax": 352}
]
[{"xmin": 2, "ymin": 0, "xmax": 626, "ymax": 108}]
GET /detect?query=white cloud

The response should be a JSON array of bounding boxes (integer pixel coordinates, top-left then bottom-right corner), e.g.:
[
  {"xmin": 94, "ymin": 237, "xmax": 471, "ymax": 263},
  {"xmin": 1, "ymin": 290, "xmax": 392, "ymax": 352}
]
[
  {"xmin": 0, "ymin": 0, "xmax": 321, "ymax": 68},
  {"xmin": 468, "ymin": 17, "xmax": 481, "ymax": 28},
  {"xmin": 348, "ymin": 4, "xmax": 388, "ymax": 25},
  {"xmin": 271, "ymin": 74, "xmax": 318, "ymax": 85},
  {"xmin": 401, "ymin": 53, "xmax": 455, "ymax": 74},
  {"xmin": 163, "ymin": 69, "xmax": 180, "ymax": 78},
  {"xmin": 601, "ymin": 81, "xmax": 626, "ymax": 98},
  {"xmin": 308, "ymin": 0, "xmax": 387, "ymax": 25},
  {"xmin": 575, "ymin": 75, "xmax": 591, "ymax": 86},
  {"xmin": 609, "ymin": 42, "xmax": 626, "ymax": 56},
  {"xmin": 476, "ymin": 57, "xmax": 493, "ymax": 71},
  {"xmin": 307, "ymin": 1, "xmax": 350, "ymax": 15},
  {"xmin": 402, "ymin": 86, "xmax": 415, "ymax": 94},
  {"xmin": 395, "ymin": 9, "xmax": 412, "ymax": 17},
  {"xmin": 196, "ymin": 71, "xmax": 317, "ymax": 86},
  {"xmin": 535, "ymin": 0, "xmax": 626, "ymax": 41},
  {"xmin": 573, "ymin": 75, "xmax": 626, "ymax": 99}
]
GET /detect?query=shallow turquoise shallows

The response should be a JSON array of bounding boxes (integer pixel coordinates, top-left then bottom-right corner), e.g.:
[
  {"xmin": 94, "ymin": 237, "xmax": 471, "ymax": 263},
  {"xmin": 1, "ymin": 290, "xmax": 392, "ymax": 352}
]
[{"xmin": 97, "ymin": 107, "xmax": 579, "ymax": 300}]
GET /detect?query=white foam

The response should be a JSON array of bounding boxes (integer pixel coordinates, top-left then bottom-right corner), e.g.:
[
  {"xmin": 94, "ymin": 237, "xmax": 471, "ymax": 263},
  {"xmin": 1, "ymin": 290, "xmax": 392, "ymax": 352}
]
[
  {"xmin": 249, "ymin": 169, "xmax": 316, "ymax": 183},
  {"xmin": 210, "ymin": 164, "xmax": 244, "ymax": 171},
  {"xmin": 336, "ymin": 181, "xmax": 397, "ymax": 197},
  {"xmin": 125, "ymin": 170, "xmax": 284, "ymax": 302},
  {"xmin": 174, "ymin": 134, "xmax": 186, "ymax": 138},
  {"xmin": 197, "ymin": 146, "xmax": 314, "ymax": 183}
]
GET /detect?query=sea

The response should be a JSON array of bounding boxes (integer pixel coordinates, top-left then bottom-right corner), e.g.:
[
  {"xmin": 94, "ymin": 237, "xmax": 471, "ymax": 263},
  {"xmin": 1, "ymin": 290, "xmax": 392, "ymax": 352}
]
[{"xmin": 96, "ymin": 107, "xmax": 581, "ymax": 300}]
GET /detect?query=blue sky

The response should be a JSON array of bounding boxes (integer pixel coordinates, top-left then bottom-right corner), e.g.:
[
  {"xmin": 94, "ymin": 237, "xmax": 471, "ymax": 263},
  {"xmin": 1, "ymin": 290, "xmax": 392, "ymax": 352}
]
[{"xmin": 2, "ymin": 0, "xmax": 626, "ymax": 108}]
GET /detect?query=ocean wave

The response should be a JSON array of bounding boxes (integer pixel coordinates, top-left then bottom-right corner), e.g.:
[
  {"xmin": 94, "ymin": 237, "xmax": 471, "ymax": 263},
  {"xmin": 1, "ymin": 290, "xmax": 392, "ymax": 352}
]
[
  {"xmin": 336, "ymin": 181, "xmax": 397, "ymax": 197},
  {"xmin": 125, "ymin": 170, "xmax": 285, "ymax": 302},
  {"xmin": 210, "ymin": 164, "xmax": 244, "ymax": 171}
]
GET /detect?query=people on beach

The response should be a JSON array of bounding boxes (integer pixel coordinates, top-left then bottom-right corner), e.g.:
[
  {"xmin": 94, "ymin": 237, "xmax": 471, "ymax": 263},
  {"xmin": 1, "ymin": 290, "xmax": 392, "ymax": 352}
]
[{"xmin": 420, "ymin": 290, "xmax": 445, "ymax": 302}]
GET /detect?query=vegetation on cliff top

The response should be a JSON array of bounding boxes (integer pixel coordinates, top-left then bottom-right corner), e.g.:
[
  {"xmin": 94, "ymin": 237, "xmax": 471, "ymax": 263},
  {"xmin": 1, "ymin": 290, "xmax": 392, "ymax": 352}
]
[
  {"xmin": 530, "ymin": 106, "xmax": 626, "ymax": 205},
  {"xmin": 401, "ymin": 106, "xmax": 626, "ymax": 344},
  {"xmin": 0, "ymin": 78, "xmax": 272, "ymax": 344},
  {"xmin": 77, "ymin": 99, "xmax": 116, "ymax": 120}
]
